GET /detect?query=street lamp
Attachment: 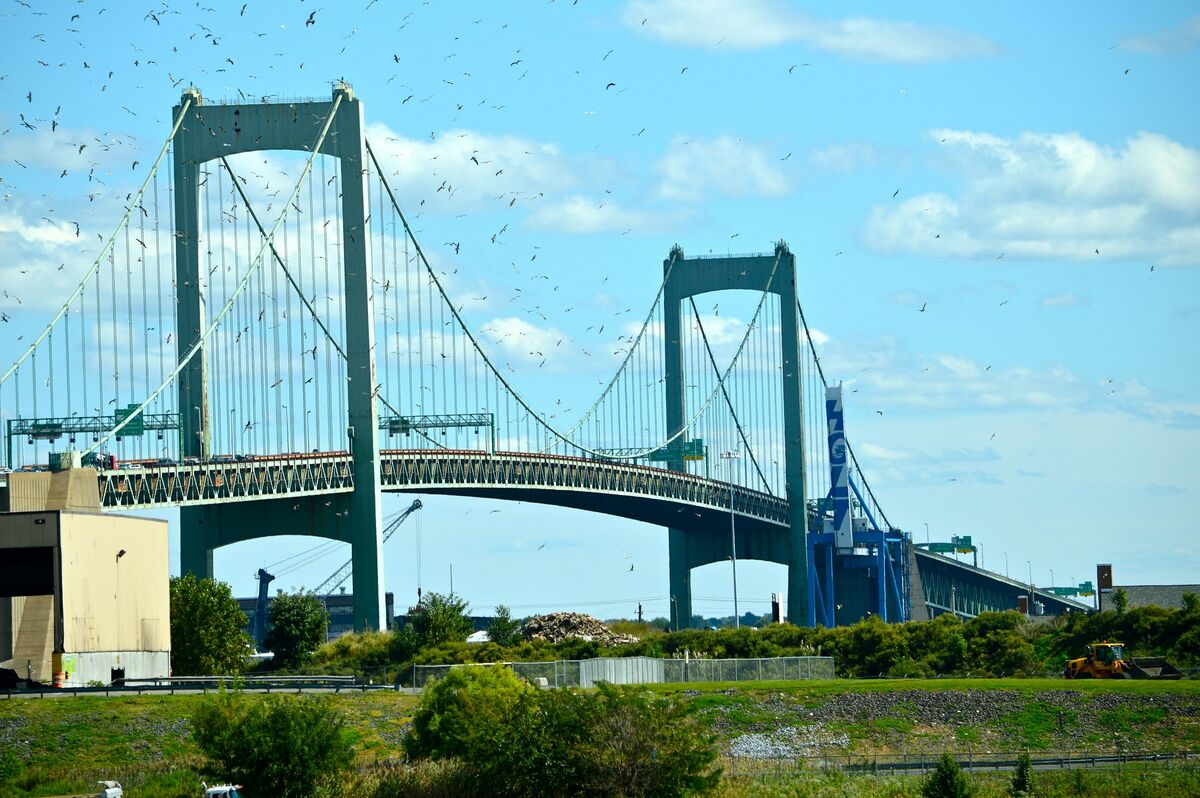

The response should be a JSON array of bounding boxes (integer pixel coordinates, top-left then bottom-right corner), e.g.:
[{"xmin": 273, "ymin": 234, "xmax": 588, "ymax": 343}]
[
  {"xmin": 720, "ymin": 450, "xmax": 741, "ymax": 629},
  {"xmin": 924, "ymin": 522, "xmax": 930, "ymax": 544},
  {"xmin": 1050, "ymin": 569, "xmax": 1055, "ymax": 590}
]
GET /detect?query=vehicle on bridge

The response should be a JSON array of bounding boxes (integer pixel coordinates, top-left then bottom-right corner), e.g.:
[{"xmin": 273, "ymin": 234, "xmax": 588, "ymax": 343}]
[{"xmin": 1063, "ymin": 641, "xmax": 1182, "ymax": 679}]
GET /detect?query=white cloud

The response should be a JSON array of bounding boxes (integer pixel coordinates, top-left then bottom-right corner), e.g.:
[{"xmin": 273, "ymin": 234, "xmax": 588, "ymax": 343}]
[
  {"xmin": 0, "ymin": 212, "xmax": 78, "ymax": 247},
  {"xmin": 656, "ymin": 135, "xmax": 788, "ymax": 201},
  {"xmin": 525, "ymin": 195, "xmax": 681, "ymax": 234},
  {"xmin": 623, "ymin": 0, "xmax": 1001, "ymax": 62},
  {"xmin": 477, "ymin": 316, "xmax": 576, "ymax": 372},
  {"xmin": 865, "ymin": 130, "xmax": 1200, "ymax": 266},
  {"xmin": 1120, "ymin": 14, "xmax": 1200, "ymax": 54},
  {"xmin": 821, "ymin": 336, "xmax": 1095, "ymax": 414},
  {"xmin": 1040, "ymin": 291, "xmax": 1086, "ymax": 308},
  {"xmin": 364, "ymin": 123, "xmax": 577, "ymax": 211}
]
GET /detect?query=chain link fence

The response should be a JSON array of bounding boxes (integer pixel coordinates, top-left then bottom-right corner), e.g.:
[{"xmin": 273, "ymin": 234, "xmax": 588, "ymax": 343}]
[{"xmin": 412, "ymin": 655, "xmax": 834, "ymax": 689}]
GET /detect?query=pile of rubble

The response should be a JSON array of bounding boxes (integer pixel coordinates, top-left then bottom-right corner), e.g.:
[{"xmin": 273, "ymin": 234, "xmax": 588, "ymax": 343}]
[{"xmin": 523, "ymin": 612, "xmax": 640, "ymax": 646}]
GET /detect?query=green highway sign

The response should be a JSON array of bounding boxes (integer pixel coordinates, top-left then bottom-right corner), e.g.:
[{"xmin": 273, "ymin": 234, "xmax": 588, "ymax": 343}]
[
  {"xmin": 648, "ymin": 438, "xmax": 706, "ymax": 462},
  {"xmin": 114, "ymin": 403, "xmax": 144, "ymax": 436}
]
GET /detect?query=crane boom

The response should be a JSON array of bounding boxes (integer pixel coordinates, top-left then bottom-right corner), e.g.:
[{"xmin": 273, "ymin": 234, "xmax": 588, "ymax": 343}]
[{"xmin": 313, "ymin": 499, "xmax": 423, "ymax": 598}]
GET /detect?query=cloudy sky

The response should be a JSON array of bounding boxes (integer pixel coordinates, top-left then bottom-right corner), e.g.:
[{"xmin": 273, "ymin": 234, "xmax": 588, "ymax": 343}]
[{"xmin": 1, "ymin": 1, "xmax": 1197, "ymax": 620}]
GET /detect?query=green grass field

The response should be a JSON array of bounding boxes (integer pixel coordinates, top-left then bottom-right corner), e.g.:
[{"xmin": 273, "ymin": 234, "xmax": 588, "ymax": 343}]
[{"xmin": 1, "ymin": 679, "xmax": 1196, "ymax": 797}]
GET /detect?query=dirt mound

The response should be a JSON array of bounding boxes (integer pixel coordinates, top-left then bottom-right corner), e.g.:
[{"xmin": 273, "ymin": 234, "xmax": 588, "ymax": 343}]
[{"xmin": 522, "ymin": 612, "xmax": 639, "ymax": 646}]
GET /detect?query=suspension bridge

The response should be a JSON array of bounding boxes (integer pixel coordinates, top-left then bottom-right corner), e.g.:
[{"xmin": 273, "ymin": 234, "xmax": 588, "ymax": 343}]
[{"xmin": 0, "ymin": 85, "xmax": 1091, "ymax": 631}]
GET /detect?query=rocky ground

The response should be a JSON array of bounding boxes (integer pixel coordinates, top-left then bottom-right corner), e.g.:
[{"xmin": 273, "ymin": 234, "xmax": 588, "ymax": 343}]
[
  {"xmin": 683, "ymin": 686, "xmax": 1200, "ymax": 760},
  {"xmin": 522, "ymin": 611, "xmax": 640, "ymax": 646}
]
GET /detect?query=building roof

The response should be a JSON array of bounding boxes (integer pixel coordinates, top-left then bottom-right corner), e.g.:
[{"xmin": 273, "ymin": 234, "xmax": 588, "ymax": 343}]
[{"xmin": 1115, "ymin": 584, "xmax": 1200, "ymax": 610}]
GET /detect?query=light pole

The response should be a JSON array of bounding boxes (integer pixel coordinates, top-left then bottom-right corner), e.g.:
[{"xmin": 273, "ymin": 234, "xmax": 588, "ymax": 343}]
[
  {"xmin": 924, "ymin": 522, "xmax": 930, "ymax": 544},
  {"xmin": 1004, "ymin": 552, "xmax": 1009, "ymax": 577},
  {"xmin": 721, "ymin": 450, "xmax": 741, "ymax": 628},
  {"xmin": 1050, "ymin": 569, "xmax": 1055, "ymax": 590}
]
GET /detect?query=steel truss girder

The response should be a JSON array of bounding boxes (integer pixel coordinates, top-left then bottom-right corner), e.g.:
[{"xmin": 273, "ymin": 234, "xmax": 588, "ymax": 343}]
[
  {"xmin": 378, "ymin": 450, "xmax": 790, "ymax": 525},
  {"xmin": 98, "ymin": 454, "xmax": 354, "ymax": 509}
]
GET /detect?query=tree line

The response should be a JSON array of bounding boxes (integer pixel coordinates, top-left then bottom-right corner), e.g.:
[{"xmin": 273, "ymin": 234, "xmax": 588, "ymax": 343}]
[{"xmin": 169, "ymin": 576, "xmax": 1199, "ymax": 680}]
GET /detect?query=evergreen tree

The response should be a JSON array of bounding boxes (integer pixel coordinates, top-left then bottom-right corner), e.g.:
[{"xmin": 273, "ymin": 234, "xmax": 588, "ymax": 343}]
[{"xmin": 922, "ymin": 753, "xmax": 974, "ymax": 798}]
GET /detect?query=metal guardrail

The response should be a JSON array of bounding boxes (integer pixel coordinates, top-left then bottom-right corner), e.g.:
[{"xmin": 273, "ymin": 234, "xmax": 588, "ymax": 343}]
[
  {"xmin": 1, "ymin": 676, "xmax": 415, "ymax": 699},
  {"xmin": 122, "ymin": 675, "xmax": 356, "ymax": 685},
  {"xmin": 726, "ymin": 750, "xmax": 1200, "ymax": 778}
]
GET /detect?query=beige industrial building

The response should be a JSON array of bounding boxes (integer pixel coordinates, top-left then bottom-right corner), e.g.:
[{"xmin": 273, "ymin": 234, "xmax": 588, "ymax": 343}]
[{"xmin": 0, "ymin": 508, "xmax": 170, "ymax": 686}]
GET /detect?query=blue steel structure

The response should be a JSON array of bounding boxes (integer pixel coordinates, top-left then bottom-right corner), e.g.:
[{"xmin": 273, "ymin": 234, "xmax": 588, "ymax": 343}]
[{"xmin": 807, "ymin": 385, "xmax": 911, "ymax": 626}]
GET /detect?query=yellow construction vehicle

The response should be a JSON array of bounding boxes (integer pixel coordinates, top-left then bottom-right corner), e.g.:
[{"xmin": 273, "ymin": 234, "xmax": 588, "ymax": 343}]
[{"xmin": 1063, "ymin": 641, "xmax": 1182, "ymax": 680}]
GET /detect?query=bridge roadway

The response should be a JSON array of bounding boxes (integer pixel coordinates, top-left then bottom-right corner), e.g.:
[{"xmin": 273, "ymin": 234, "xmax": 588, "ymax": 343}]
[
  {"xmin": 90, "ymin": 448, "xmax": 1091, "ymax": 618},
  {"xmin": 97, "ymin": 448, "xmax": 791, "ymax": 535}
]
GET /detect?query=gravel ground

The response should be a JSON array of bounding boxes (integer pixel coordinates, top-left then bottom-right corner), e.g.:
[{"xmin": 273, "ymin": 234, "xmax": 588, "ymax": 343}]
[
  {"xmin": 700, "ymin": 689, "xmax": 1200, "ymax": 759},
  {"xmin": 727, "ymin": 724, "xmax": 850, "ymax": 759}
]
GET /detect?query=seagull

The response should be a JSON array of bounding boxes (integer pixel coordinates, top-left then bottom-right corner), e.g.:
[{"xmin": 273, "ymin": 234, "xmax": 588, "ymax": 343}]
[{"xmin": 918, "ymin": 302, "xmax": 927, "ymax": 312}]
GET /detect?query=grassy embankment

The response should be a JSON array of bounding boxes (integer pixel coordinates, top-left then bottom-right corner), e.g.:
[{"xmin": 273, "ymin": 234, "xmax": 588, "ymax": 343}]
[{"xmin": 1, "ymin": 679, "xmax": 1197, "ymax": 797}]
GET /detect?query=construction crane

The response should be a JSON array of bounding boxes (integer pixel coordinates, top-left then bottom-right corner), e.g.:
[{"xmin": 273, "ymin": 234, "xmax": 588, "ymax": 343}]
[{"xmin": 312, "ymin": 499, "xmax": 423, "ymax": 599}]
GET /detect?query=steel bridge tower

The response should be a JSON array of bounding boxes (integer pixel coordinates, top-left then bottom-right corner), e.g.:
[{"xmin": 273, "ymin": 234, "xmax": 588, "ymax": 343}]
[
  {"xmin": 173, "ymin": 86, "xmax": 386, "ymax": 631},
  {"xmin": 663, "ymin": 243, "xmax": 809, "ymax": 627}
]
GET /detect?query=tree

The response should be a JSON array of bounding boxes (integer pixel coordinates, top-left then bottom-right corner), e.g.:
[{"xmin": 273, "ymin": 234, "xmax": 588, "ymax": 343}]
[
  {"xmin": 407, "ymin": 591, "xmax": 473, "ymax": 648},
  {"xmin": 191, "ymin": 691, "xmax": 353, "ymax": 798},
  {"xmin": 404, "ymin": 664, "xmax": 534, "ymax": 760},
  {"xmin": 487, "ymin": 604, "xmax": 523, "ymax": 647},
  {"xmin": 404, "ymin": 665, "xmax": 721, "ymax": 798},
  {"xmin": 169, "ymin": 574, "xmax": 253, "ymax": 676},
  {"xmin": 1113, "ymin": 588, "xmax": 1129, "ymax": 614},
  {"xmin": 263, "ymin": 591, "xmax": 329, "ymax": 668},
  {"xmin": 922, "ymin": 753, "xmax": 973, "ymax": 798},
  {"xmin": 1009, "ymin": 752, "xmax": 1034, "ymax": 797}
]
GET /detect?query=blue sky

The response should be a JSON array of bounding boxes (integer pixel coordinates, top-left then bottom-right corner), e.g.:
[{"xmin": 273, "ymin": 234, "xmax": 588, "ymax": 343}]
[{"xmin": 1, "ymin": 1, "xmax": 1197, "ymax": 620}]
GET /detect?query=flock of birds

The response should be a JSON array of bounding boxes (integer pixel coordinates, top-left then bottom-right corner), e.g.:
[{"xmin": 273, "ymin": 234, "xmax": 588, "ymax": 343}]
[{"xmin": 0, "ymin": 2, "xmax": 1168, "ymax": 590}]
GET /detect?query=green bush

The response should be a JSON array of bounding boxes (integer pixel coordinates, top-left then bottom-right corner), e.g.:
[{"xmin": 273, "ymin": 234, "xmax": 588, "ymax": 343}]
[
  {"xmin": 1009, "ymin": 752, "xmax": 1034, "ymax": 796},
  {"xmin": 0, "ymin": 748, "xmax": 19, "ymax": 784},
  {"xmin": 191, "ymin": 691, "xmax": 354, "ymax": 798},
  {"xmin": 404, "ymin": 664, "xmax": 534, "ymax": 760},
  {"xmin": 583, "ymin": 683, "xmax": 722, "ymax": 797},
  {"xmin": 921, "ymin": 753, "xmax": 973, "ymax": 798},
  {"xmin": 404, "ymin": 665, "xmax": 721, "ymax": 797}
]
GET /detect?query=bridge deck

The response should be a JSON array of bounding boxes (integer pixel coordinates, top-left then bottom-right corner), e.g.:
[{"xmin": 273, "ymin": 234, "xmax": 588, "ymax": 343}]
[{"xmin": 94, "ymin": 449, "xmax": 791, "ymax": 529}]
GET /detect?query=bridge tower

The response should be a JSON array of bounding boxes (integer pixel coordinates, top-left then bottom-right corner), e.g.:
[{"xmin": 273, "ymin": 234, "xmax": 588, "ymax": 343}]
[
  {"xmin": 173, "ymin": 86, "xmax": 386, "ymax": 631},
  {"xmin": 663, "ymin": 243, "xmax": 809, "ymax": 627}
]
